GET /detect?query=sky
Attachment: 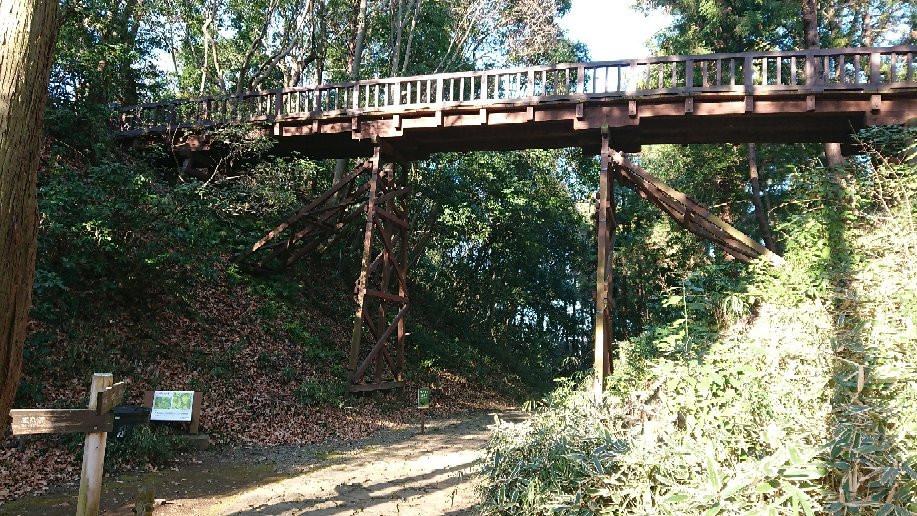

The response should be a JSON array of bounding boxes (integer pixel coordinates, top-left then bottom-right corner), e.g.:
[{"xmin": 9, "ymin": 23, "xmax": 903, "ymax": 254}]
[{"xmin": 559, "ymin": 0, "xmax": 673, "ymax": 60}]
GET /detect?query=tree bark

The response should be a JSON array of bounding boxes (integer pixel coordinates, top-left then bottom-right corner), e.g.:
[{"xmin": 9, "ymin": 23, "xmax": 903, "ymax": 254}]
[
  {"xmin": 0, "ymin": 0, "xmax": 59, "ymax": 428},
  {"xmin": 802, "ymin": 0, "xmax": 846, "ymax": 168},
  {"xmin": 802, "ymin": 0, "xmax": 819, "ymax": 49},
  {"xmin": 401, "ymin": 0, "xmax": 422, "ymax": 74},
  {"xmin": 333, "ymin": 0, "xmax": 369, "ymax": 184},
  {"xmin": 746, "ymin": 143, "xmax": 777, "ymax": 252}
]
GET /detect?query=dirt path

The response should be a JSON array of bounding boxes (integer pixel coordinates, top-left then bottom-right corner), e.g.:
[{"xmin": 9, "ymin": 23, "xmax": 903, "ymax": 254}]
[
  {"xmin": 161, "ymin": 411, "xmax": 524, "ymax": 516},
  {"xmin": 0, "ymin": 410, "xmax": 523, "ymax": 516}
]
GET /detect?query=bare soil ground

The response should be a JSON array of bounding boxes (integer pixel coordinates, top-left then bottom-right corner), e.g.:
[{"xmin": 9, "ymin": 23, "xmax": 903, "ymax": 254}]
[{"xmin": 0, "ymin": 410, "xmax": 525, "ymax": 516}]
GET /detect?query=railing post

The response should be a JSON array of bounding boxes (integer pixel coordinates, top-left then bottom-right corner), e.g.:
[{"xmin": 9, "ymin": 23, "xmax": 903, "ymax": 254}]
[
  {"xmin": 805, "ymin": 52, "xmax": 816, "ymax": 88},
  {"xmin": 627, "ymin": 63, "xmax": 637, "ymax": 94},
  {"xmin": 274, "ymin": 91, "xmax": 283, "ymax": 119},
  {"xmin": 744, "ymin": 55, "xmax": 754, "ymax": 92},
  {"xmin": 685, "ymin": 59, "xmax": 694, "ymax": 93},
  {"xmin": 869, "ymin": 51, "xmax": 881, "ymax": 87},
  {"xmin": 576, "ymin": 65, "xmax": 585, "ymax": 95},
  {"xmin": 353, "ymin": 83, "xmax": 360, "ymax": 111},
  {"xmin": 437, "ymin": 77, "xmax": 444, "ymax": 103}
]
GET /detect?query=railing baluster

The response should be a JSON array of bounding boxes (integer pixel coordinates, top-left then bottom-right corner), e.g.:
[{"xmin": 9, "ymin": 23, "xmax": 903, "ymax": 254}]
[
  {"xmin": 702, "ymin": 61, "xmax": 708, "ymax": 87},
  {"xmin": 716, "ymin": 59, "xmax": 722, "ymax": 86},
  {"xmin": 890, "ymin": 53, "xmax": 897, "ymax": 83}
]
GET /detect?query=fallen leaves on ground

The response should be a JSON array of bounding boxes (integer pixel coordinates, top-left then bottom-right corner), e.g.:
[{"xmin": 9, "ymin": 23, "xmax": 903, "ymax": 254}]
[{"xmin": 0, "ymin": 260, "xmax": 513, "ymax": 502}]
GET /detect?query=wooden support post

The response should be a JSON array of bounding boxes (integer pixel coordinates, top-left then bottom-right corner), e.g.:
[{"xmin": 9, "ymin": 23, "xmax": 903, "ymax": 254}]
[
  {"xmin": 76, "ymin": 373, "xmax": 113, "ymax": 516},
  {"xmin": 397, "ymin": 162, "xmax": 410, "ymax": 380},
  {"xmin": 594, "ymin": 130, "xmax": 612, "ymax": 403},
  {"xmin": 350, "ymin": 147, "xmax": 382, "ymax": 377}
]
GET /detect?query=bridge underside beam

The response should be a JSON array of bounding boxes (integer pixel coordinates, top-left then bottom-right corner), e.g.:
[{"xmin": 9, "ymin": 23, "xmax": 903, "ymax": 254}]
[{"xmin": 260, "ymin": 92, "xmax": 914, "ymax": 160}]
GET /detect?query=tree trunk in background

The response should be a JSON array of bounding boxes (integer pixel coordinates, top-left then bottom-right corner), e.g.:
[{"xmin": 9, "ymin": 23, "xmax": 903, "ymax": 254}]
[
  {"xmin": 802, "ymin": 0, "xmax": 846, "ymax": 168},
  {"xmin": 0, "ymin": 0, "xmax": 59, "ymax": 428},
  {"xmin": 746, "ymin": 143, "xmax": 777, "ymax": 252},
  {"xmin": 333, "ymin": 0, "xmax": 370, "ymax": 184},
  {"xmin": 802, "ymin": 0, "xmax": 819, "ymax": 50}
]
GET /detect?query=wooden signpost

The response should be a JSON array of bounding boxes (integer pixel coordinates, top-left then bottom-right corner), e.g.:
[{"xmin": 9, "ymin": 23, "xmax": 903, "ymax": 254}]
[{"xmin": 9, "ymin": 373, "xmax": 125, "ymax": 516}]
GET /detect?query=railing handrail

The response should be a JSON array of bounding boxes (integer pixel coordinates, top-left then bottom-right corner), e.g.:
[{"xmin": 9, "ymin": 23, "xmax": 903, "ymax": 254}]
[{"xmin": 115, "ymin": 45, "xmax": 917, "ymax": 133}]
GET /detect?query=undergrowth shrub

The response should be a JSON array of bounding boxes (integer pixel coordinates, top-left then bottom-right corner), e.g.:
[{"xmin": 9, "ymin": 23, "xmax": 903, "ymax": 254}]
[
  {"xmin": 104, "ymin": 426, "xmax": 190, "ymax": 469},
  {"xmin": 478, "ymin": 128, "xmax": 917, "ymax": 515}
]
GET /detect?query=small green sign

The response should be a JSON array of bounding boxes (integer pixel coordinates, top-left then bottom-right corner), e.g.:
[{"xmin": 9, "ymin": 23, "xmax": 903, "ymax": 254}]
[{"xmin": 417, "ymin": 387, "xmax": 431, "ymax": 409}]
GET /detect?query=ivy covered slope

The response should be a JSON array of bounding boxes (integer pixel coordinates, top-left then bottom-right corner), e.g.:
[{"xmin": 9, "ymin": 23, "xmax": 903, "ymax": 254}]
[{"xmin": 478, "ymin": 127, "xmax": 917, "ymax": 515}]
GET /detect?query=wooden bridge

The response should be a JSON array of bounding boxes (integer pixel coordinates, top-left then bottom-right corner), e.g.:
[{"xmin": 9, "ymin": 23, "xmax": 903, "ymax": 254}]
[{"xmin": 118, "ymin": 46, "xmax": 917, "ymax": 396}]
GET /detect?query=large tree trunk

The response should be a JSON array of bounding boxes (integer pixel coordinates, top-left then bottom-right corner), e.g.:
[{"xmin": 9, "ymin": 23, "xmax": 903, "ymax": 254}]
[
  {"xmin": 333, "ymin": 0, "xmax": 370, "ymax": 184},
  {"xmin": 746, "ymin": 143, "xmax": 777, "ymax": 252},
  {"xmin": 0, "ymin": 0, "xmax": 59, "ymax": 428},
  {"xmin": 802, "ymin": 0, "xmax": 846, "ymax": 168}
]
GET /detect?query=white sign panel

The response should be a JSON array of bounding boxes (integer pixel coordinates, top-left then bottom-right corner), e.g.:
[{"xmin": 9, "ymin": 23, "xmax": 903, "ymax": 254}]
[{"xmin": 150, "ymin": 391, "xmax": 194, "ymax": 422}]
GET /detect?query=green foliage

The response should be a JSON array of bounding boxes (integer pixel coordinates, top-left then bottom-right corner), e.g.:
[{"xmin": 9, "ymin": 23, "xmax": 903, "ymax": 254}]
[
  {"xmin": 409, "ymin": 149, "xmax": 595, "ymax": 390},
  {"xmin": 294, "ymin": 380, "xmax": 345, "ymax": 407},
  {"xmin": 478, "ymin": 129, "xmax": 917, "ymax": 514},
  {"xmin": 105, "ymin": 426, "xmax": 189, "ymax": 469}
]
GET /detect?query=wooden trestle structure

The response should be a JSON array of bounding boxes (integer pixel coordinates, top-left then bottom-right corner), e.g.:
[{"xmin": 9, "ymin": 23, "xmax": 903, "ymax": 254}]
[
  {"xmin": 591, "ymin": 131, "xmax": 783, "ymax": 400},
  {"xmin": 119, "ymin": 46, "xmax": 916, "ymax": 396},
  {"xmin": 239, "ymin": 149, "xmax": 411, "ymax": 391}
]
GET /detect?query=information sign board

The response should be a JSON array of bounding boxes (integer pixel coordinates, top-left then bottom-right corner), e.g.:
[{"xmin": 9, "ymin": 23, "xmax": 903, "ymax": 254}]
[
  {"xmin": 150, "ymin": 391, "xmax": 195, "ymax": 422},
  {"xmin": 417, "ymin": 387, "xmax": 431, "ymax": 409}
]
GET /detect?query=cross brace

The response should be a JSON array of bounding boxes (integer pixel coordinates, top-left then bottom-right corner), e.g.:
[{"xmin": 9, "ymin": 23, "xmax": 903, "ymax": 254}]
[
  {"xmin": 594, "ymin": 136, "xmax": 783, "ymax": 401},
  {"xmin": 239, "ymin": 146, "xmax": 411, "ymax": 393},
  {"xmin": 349, "ymin": 148, "xmax": 411, "ymax": 390}
]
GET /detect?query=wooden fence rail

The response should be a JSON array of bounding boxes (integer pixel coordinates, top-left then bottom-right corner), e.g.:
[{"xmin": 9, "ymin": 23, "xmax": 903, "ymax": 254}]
[{"xmin": 116, "ymin": 46, "xmax": 916, "ymax": 136}]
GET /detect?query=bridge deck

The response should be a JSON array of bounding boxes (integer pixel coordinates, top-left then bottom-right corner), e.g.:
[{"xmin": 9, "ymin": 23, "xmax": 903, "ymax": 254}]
[{"xmin": 118, "ymin": 46, "xmax": 917, "ymax": 159}]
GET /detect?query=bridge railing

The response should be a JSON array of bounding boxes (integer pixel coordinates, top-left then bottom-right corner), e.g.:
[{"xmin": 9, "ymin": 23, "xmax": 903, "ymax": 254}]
[{"xmin": 116, "ymin": 46, "xmax": 915, "ymax": 135}]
